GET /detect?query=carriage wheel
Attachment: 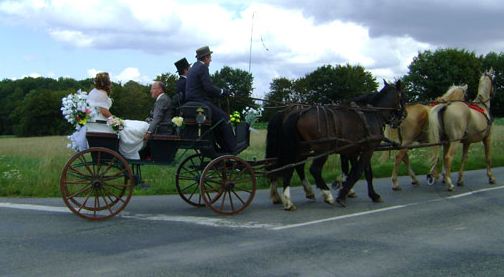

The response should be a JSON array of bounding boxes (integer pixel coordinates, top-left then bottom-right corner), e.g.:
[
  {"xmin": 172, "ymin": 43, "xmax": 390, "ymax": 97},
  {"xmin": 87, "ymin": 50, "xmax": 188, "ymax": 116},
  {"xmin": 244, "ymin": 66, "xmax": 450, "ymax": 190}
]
[
  {"xmin": 175, "ymin": 153, "xmax": 212, "ymax": 207},
  {"xmin": 60, "ymin": 147, "xmax": 134, "ymax": 221},
  {"xmin": 199, "ymin": 155, "xmax": 256, "ymax": 215}
]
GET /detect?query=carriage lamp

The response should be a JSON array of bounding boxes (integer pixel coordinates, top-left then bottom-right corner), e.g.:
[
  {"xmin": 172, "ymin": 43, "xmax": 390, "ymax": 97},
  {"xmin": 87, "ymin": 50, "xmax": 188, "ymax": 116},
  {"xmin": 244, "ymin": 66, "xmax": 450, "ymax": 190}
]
[{"xmin": 196, "ymin": 107, "xmax": 206, "ymax": 137}]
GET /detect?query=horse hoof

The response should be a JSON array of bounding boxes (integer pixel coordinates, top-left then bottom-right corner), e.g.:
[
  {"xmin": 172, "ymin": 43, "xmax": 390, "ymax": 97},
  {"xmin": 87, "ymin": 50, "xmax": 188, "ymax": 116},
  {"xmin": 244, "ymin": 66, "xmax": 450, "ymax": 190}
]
[
  {"xmin": 272, "ymin": 199, "xmax": 282, "ymax": 205},
  {"xmin": 411, "ymin": 181, "xmax": 419, "ymax": 186},
  {"xmin": 347, "ymin": 191, "xmax": 357, "ymax": 198},
  {"xmin": 392, "ymin": 186, "xmax": 402, "ymax": 191},
  {"xmin": 447, "ymin": 186, "xmax": 454, "ymax": 192},
  {"xmin": 426, "ymin": 175, "xmax": 435, "ymax": 186},
  {"xmin": 284, "ymin": 205, "xmax": 297, "ymax": 211},
  {"xmin": 336, "ymin": 198, "xmax": 346, "ymax": 207},
  {"xmin": 306, "ymin": 194, "xmax": 316, "ymax": 200},
  {"xmin": 489, "ymin": 178, "xmax": 496, "ymax": 184},
  {"xmin": 457, "ymin": 181, "xmax": 464, "ymax": 187},
  {"xmin": 372, "ymin": 196, "xmax": 383, "ymax": 203}
]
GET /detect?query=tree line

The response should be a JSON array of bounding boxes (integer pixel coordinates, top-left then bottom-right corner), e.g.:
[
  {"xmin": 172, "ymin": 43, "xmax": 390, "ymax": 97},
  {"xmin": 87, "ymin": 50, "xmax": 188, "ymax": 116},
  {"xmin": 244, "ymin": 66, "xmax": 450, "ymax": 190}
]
[{"xmin": 0, "ymin": 48, "xmax": 503, "ymax": 137}]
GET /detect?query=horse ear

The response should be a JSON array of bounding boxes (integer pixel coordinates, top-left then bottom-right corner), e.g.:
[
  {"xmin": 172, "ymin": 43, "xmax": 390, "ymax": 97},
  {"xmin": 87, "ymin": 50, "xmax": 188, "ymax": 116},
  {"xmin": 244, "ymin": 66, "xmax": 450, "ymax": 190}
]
[
  {"xmin": 463, "ymin": 84, "xmax": 468, "ymax": 91},
  {"xmin": 395, "ymin": 79, "xmax": 402, "ymax": 90},
  {"xmin": 383, "ymin": 79, "xmax": 389, "ymax": 86}
]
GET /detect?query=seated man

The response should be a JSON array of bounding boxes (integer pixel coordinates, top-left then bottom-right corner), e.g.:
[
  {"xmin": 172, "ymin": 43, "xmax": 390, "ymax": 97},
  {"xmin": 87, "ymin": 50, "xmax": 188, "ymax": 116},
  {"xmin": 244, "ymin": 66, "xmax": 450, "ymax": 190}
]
[
  {"xmin": 185, "ymin": 45, "xmax": 236, "ymax": 153},
  {"xmin": 144, "ymin": 81, "xmax": 174, "ymax": 140}
]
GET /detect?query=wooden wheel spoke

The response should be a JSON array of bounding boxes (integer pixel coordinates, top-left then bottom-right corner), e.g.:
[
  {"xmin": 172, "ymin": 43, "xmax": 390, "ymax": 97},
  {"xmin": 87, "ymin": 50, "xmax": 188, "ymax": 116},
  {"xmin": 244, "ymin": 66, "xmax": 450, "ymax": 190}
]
[
  {"xmin": 219, "ymin": 191, "xmax": 227, "ymax": 210},
  {"xmin": 68, "ymin": 165, "xmax": 92, "ymax": 179},
  {"xmin": 77, "ymin": 188, "xmax": 94, "ymax": 212},
  {"xmin": 64, "ymin": 179, "xmax": 91, "ymax": 185},
  {"xmin": 231, "ymin": 190, "xmax": 247, "ymax": 205},
  {"xmin": 180, "ymin": 182, "xmax": 198, "ymax": 192},
  {"xmin": 99, "ymin": 159, "xmax": 118, "ymax": 176},
  {"xmin": 66, "ymin": 184, "xmax": 93, "ymax": 199},
  {"xmin": 228, "ymin": 191, "xmax": 235, "ymax": 210},
  {"xmin": 99, "ymin": 188, "xmax": 114, "ymax": 215},
  {"xmin": 78, "ymin": 155, "xmax": 95, "ymax": 176},
  {"xmin": 101, "ymin": 186, "xmax": 126, "ymax": 204}
]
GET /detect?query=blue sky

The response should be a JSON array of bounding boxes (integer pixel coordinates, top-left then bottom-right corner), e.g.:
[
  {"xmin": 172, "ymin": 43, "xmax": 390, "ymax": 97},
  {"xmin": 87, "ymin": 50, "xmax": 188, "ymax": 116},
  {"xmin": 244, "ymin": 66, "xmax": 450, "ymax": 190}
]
[{"xmin": 1, "ymin": 0, "xmax": 503, "ymax": 97}]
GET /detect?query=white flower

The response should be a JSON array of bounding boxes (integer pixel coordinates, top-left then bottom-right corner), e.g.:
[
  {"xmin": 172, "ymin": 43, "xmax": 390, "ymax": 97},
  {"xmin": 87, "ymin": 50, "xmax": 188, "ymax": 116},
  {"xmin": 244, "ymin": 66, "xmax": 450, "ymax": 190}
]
[{"xmin": 171, "ymin": 116, "xmax": 184, "ymax": 127}]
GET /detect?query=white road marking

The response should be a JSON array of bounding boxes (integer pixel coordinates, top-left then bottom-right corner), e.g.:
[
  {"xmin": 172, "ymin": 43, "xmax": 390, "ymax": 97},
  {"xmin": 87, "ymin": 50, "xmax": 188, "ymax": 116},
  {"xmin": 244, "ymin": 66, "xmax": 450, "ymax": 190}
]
[{"xmin": 1, "ymin": 185, "xmax": 503, "ymax": 230}]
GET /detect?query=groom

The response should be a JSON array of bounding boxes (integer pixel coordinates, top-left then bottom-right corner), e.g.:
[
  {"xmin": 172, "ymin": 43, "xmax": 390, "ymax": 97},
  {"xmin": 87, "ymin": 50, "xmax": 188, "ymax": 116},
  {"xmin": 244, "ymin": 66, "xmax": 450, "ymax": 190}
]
[{"xmin": 144, "ymin": 81, "xmax": 173, "ymax": 140}]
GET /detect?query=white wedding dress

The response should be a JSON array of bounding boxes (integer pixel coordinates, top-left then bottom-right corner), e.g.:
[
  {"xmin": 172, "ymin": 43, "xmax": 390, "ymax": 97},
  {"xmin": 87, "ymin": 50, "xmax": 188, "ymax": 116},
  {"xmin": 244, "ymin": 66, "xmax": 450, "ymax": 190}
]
[{"xmin": 85, "ymin": 88, "xmax": 149, "ymax": 160}]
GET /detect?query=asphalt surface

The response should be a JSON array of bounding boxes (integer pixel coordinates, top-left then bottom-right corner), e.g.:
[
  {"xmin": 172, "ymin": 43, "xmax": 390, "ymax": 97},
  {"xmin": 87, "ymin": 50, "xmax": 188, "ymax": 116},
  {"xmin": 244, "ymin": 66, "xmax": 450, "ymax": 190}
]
[{"xmin": 1, "ymin": 167, "xmax": 504, "ymax": 276}]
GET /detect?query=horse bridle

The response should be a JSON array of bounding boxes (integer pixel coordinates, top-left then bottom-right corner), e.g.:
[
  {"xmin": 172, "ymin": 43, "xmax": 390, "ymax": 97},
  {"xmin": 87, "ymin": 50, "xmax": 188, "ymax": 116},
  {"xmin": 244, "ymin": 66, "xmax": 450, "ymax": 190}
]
[
  {"xmin": 387, "ymin": 90, "xmax": 407, "ymax": 129},
  {"xmin": 476, "ymin": 72, "xmax": 495, "ymax": 109}
]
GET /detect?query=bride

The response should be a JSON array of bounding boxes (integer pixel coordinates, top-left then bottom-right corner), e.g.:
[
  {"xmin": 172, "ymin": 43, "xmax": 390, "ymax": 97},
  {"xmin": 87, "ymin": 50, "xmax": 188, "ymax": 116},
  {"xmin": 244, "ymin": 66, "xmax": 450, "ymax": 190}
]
[{"xmin": 86, "ymin": 72, "xmax": 149, "ymax": 160}]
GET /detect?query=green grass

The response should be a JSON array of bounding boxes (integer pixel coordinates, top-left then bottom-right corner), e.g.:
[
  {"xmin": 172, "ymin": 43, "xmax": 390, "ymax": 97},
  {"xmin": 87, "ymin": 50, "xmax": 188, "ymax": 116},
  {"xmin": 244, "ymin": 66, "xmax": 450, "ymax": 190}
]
[{"xmin": 1, "ymin": 123, "xmax": 504, "ymax": 197}]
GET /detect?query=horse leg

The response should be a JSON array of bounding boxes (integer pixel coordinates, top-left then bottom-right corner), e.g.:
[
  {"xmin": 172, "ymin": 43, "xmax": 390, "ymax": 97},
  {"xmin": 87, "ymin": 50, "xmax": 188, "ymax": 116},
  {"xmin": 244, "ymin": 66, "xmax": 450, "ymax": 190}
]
[
  {"xmin": 443, "ymin": 143, "xmax": 457, "ymax": 191},
  {"xmin": 269, "ymin": 177, "xmax": 282, "ymax": 205},
  {"xmin": 282, "ymin": 168, "xmax": 296, "ymax": 211},
  {"xmin": 403, "ymin": 152, "xmax": 419, "ymax": 186},
  {"xmin": 309, "ymin": 156, "xmax": 334, "ymax": 205},
  {"xmin": 483, "ymin": 135, "xmax": 496, "ymax": 184},
  {"xmin": 296, "ymin": 164, "xmax": 315, "ymax": 200},
  {"xmin": 427, "ymin": 146, "xmax": 441, "ymax": 185},
  {"xmin": 341, "ymin": 155, "xmax": 357, "ymax": 198},
  {"xmin": 456, "ymin": 142, "xmax": 470, "ymax": 186},
  {"xmin": 332, "ymin": 155, "xmax": 347, "ymax": 190},
  {"xmin": 337, "ymin": 153, "xmax": 368, "ymax": 207},
  {"xmin": 391, "ymin": 149, "xmax": 406, "ymax": 191},
  {"xmin": 364, "ymin": 159, "xmax": 382, "ymax": 203}
]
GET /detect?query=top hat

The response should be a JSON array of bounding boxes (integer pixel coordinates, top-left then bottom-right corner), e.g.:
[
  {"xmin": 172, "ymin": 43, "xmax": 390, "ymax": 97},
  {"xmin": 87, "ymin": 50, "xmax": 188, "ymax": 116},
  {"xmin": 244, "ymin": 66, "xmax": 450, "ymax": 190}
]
[
  {"xmin": 174, "ymin": 58, "xmax": 190, "ymax": 74},
  {"xmin": 195, "ymin": 46, "xmax": 213, "ymax": 59}
]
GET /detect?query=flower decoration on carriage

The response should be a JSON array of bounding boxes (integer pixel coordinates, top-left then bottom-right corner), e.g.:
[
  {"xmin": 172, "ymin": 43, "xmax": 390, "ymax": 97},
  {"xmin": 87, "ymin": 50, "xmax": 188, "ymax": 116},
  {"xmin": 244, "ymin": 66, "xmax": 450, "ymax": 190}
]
[
  {"xmin": 230, "ymin": 111, "xmax": 241, "ymax": 126},
  {"xmin": 61, "ymin": 89, "xmax": 95, "ymax": 130},
  {"xmin": 171, "ymin": 116, "xmax": 184, "ymax": 128},
  {"xmin": 107, "ymin": 116, "xmax": 125, "ymax": 132},
  {"xmin": 243, "ymin": 106, "xmax": 263, "ymax": 128}
]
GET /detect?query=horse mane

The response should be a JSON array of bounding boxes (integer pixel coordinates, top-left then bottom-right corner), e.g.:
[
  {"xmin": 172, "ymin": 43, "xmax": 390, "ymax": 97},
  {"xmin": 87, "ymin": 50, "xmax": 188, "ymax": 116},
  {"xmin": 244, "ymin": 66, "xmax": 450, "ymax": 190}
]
[{"xmin": 435, "ymin": 84, "xmax": 467, "ymax": 102}]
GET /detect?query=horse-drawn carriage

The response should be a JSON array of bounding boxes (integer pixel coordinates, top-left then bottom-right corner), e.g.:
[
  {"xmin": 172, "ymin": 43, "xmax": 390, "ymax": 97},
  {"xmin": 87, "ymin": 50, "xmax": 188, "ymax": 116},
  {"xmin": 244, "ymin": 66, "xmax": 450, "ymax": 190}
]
[{"xmin": 60, "ymin": 101, "xmax": 267, "ymax": 220}]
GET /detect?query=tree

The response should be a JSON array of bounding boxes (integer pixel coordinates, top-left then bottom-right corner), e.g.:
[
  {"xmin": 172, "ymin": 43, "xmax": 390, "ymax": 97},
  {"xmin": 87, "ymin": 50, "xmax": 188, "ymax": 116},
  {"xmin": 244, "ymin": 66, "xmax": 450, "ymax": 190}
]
[
  {"xmin": 294, "ymin": 64, "xmax": 378, "ymax": 104},
  {"xmin": 481, "ymin": 51, "xmax": 504, "ymax": 117},
  {"xmin": 404, "ymin": 48, "xmax": 481, "ymax": 101},
  {"xmin": 11, "ymin": 89, "xmax": 69, "ymax": 136},
  {"xmin": 155, "ymin": 73, "xmax": 178, "ymax": 95},
  {"xmin": 212, "ymin": 66, "xmax": 255, "ymax": 114},
  {"xmin": 263, "ymin": 77, "xmax": 296, "ymax": 121},
  {"xmin": 110, "ymin": 81, "xmax": 151, "ymax": 120}
]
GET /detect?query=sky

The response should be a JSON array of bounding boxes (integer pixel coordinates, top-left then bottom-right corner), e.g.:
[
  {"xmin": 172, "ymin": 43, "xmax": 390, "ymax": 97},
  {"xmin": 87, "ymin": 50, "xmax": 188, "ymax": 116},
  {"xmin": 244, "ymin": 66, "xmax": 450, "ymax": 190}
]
[{"xmin": 1, "ymin": 0, "xmax": 503, "ymax": 98}]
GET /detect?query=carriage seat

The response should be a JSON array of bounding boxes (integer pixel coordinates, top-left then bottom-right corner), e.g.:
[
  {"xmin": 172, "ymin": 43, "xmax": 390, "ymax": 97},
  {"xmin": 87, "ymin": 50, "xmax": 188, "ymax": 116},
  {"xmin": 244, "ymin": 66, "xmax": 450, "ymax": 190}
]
[
  {"xmin": 86, "ymin": 131, "xmax": 119, "ymax": 151},
  {"xmin": 178, "ymin": 101, "xmax": 212, "ymax": 125}
]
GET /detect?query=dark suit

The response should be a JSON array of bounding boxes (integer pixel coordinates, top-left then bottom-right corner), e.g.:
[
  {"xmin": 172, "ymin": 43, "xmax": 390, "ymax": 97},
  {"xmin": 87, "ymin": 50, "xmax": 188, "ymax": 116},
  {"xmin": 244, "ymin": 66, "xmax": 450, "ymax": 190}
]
[
  {"xmin": 175, "ymin": 76, "xmax": 186, "ymax": 106},
  {"xmin": 146, "ymin": 93, "xmax": 173, "ymax": 134},
  {"xmin": 185, "ymin": 61, "xmax": 236, "ymax": 152}
]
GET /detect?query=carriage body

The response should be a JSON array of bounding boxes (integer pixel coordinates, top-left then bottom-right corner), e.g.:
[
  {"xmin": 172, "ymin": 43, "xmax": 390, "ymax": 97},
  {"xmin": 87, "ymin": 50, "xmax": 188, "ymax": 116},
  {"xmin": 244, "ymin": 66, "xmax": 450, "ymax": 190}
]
[{"xmin": 60, "ymin": 101, "xmax": 255, "ymax": 220}]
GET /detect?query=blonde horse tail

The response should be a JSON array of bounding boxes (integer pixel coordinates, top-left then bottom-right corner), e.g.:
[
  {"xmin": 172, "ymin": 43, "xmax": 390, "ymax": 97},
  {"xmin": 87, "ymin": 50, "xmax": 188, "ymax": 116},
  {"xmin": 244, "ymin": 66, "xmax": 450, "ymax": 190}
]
[
  {"xmin": 426, "ymin": 105, "xmax": 444, "ymax": 184},
  {"xmin": 382, "ymin": 125, "xmax": 400, "ymax": 161}
]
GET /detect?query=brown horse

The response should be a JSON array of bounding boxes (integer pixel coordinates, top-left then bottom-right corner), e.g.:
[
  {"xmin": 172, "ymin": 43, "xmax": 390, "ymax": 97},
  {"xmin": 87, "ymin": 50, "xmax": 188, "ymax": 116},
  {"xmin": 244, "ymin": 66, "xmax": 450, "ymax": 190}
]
[
  {"xmin": 385, "ymin": 84, "xmax": 467, "ymax": 190},
  {"xmin": 429, "ymin": 69, "xmax": 496, "ymax": 191},
  {"xmin": 273, "ymin": 80, "xmax": 405, "ymax": 209}
]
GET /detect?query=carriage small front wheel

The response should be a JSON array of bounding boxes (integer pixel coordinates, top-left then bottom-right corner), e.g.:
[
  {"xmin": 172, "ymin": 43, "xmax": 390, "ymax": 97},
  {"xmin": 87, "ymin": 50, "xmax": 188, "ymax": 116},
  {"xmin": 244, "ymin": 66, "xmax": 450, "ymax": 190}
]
[
  {"xmin": 60, "ymin": 147, "xmax": 134, "ymax": 221},
  {"xmin": 199, "ymin": 155, "xmax": 256, "ymax": 215},
  {"xmin": 175, "ymin": 153, "xmax": 212, "ymax": 207}
]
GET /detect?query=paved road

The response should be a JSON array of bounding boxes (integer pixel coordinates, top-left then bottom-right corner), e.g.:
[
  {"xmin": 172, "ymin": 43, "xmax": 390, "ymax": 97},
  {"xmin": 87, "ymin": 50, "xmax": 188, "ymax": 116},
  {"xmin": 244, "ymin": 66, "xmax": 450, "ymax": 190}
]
[{"xmin": 1, "ymin": 168, "xmax": 504, "ymax": 276}]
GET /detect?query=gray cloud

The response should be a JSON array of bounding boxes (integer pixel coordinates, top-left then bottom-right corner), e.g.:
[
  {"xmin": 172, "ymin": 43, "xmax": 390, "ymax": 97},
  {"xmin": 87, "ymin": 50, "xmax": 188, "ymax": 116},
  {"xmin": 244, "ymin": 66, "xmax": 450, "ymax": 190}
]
[{"xmin": 273, "ymin": 0, "xmax": 504, "ymax": 54}]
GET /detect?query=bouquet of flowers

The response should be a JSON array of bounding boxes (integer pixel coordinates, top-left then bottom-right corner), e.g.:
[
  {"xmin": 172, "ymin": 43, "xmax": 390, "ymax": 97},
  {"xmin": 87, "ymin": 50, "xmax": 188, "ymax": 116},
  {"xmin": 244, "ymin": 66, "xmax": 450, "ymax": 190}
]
[
  {"xmin": 61, "ymin": 89, "xmax": 94, "ymax": 130},
  {"xmin": 230, "ymin": 111, "xmax": 241, "ymax": 126},
  {"xmin": 243, "ymin": 106, "xmax": 263, "ymax": 128},
  {"xmin": 171, "ymin": 116, "xmax": 184, "ymax": 127},
  {"xmin": 107, "ymin": 116, "xmax": 125, "ymax": 132}
]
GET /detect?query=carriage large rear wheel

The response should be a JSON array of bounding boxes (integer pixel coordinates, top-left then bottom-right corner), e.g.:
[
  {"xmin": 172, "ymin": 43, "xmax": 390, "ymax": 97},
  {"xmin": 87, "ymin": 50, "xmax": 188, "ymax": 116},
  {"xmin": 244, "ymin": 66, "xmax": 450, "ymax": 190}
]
[
  {"xmin": 60, "ymin": 147, "xmax": 134, "ymax": 220},
  {"xmin": 199, "ymin": 155, "xmax": 256, "ymax": 215},
  {"xmin": 175, "ymin": 153, "xmax": 212, "ymax": 207}
]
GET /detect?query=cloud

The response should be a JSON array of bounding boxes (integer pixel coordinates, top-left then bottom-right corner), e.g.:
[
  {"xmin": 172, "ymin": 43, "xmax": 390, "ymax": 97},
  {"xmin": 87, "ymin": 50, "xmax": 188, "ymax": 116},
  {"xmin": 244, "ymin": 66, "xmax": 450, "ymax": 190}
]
[
  {"xmin": 87, "ymin": 67, "xmax": 151, "ymax": 84},
  {"xmin": 3, "ymin": 0, "xmax": 498, "ymax": 97}
]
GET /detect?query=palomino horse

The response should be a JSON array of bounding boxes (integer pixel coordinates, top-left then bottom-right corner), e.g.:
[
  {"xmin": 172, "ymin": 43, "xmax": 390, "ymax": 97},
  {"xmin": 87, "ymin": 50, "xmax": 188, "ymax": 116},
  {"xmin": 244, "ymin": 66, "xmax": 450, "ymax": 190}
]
[
  {"xmin": 429, "ymin": 69, "xmax": 496, "ymax": 191},
  {"xmin": 272, "ymin": 80, "xmax": 405, "ymax": 209},
  {"xmin": 385, "ymin": 84, "xmax": 468, "ymax": 190}
]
